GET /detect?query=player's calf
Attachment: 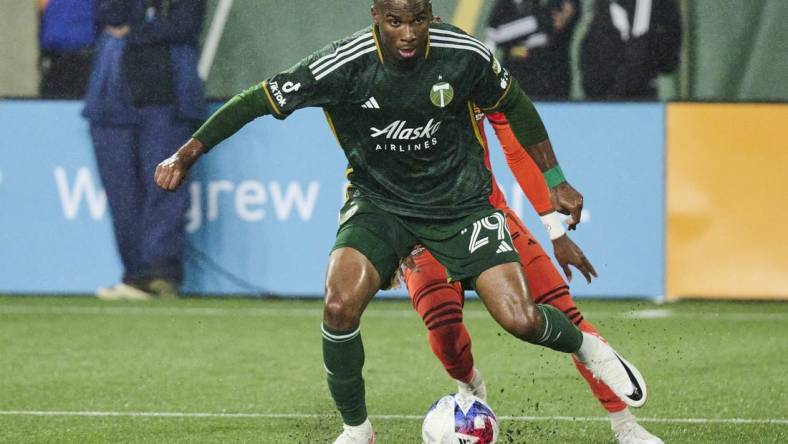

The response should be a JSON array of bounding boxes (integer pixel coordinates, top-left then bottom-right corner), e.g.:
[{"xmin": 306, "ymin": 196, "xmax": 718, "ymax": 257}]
[
  {"xmin": 475, "ymin": 263, "xmax": 583, "ymax": 352},
  {"xmin": 404, "ymin": 248, "xmax": 475, "ymax": 382}
]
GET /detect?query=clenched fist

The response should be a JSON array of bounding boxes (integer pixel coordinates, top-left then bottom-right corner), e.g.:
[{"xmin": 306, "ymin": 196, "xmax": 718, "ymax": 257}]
[{"xmin": 154, "ymin": 138, "xmax": 206, "ymax": 191}]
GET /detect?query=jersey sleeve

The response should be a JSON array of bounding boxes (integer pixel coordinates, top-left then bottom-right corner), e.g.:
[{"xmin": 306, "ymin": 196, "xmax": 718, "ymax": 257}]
[
  {"xmin": 470, "ymin": 52, "xmax": 516, "ymax": 113},
  {"xmin": 487, "ymin": 112, "xmax": 553, "ymax": 215},
  {"xmin": 260, "ymin": 48, "xmax": 351, "ymax": 119}
]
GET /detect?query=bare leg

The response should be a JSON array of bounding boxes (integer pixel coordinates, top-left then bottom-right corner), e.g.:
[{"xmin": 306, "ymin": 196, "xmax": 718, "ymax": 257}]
[
  {"xmin": 474, "ymin": 262, "xmax": 544, "ymax": 341},
  {"xmin": 323, "ymin": 247, "xmax": 380, "ymax": 330},
  {"xmin": 474, "ymin": 262, "xmax": 582, "ymax": 352},
  {"xmin": 475, "ymin": 262, "xmax": 647, "ymax": 410},
  {"xmin": 322, "ymin": 247, "xmax": 380, "ymax": 428}
]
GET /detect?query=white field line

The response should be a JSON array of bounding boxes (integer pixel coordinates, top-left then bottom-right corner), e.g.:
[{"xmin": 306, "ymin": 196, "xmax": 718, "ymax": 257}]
[
  {"xmin": 0, "ymin": 305, "xmax": 785, "ymax": 322},
  {"xmin": 0, "ymin": 410, "xmax": 785, "ymax": 425}
]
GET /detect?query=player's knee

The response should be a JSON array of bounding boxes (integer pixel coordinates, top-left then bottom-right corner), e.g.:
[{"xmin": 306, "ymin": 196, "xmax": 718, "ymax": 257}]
[
  {"xmin": 323, "ymin": 291, "xmax": 362, "ymax": 331},
  {"xmin": 498, "ymin": 303, "xmax": 543, "ymax": 342}
]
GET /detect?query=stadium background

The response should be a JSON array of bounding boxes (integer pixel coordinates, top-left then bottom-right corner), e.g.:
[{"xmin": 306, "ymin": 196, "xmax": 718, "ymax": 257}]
[
  {"xmin": 1, "ymin": 0, "xmax": 786, "ymax": 300},
  {"xmin": 0, "ymin": 2, "xmax": 787, "ymax": 444}
]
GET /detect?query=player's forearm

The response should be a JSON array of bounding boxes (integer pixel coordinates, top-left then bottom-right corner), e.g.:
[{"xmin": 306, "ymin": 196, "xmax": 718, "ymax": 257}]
[
  {"xmin": 500, "ymin": 88, "xmax": 566, "ymax": 188},
  {"xmin": 174, "ymin": 138, "xmax": 206, "ymax": 166},
  {"xmin": 499, "ymin": 87, "xmax": 549, "ymax": 150},
  {"xmin": 192, "ymin": 84, "xmax": 271, "ymax": 151}
]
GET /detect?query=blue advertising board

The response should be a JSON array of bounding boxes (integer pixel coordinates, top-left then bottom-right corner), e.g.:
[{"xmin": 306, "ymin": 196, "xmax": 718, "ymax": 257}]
[{"xmin": 0, "ymin": 101, "xmax": 664, "ymax": 298}]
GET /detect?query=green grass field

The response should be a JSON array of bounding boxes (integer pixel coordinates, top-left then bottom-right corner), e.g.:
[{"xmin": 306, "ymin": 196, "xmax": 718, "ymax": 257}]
[{"xmin": 1, "ymin": 296, "xmax": 786, "ymax": 443}]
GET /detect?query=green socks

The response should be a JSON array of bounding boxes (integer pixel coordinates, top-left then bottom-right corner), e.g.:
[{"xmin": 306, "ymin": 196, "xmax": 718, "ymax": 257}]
[
  {"xmin": 535, "ymin": 304, "xmax": 583, "ymax": 353},
  {"xmin": 322, "ymin": 323, "xmax": 367, "ymax": 426},
  {"xmin": 320, "ymin": 307, "xmax": 577, "ymax": 425}
]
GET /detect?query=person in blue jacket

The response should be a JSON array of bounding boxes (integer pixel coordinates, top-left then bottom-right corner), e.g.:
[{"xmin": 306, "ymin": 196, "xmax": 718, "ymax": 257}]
[
  {"xmin": 83, "ymin": 0, "xmax": 206, "ymax": 299},
  {"xmin": 39, "ymin": 0, "xmax": 97, "ymax": 98}
]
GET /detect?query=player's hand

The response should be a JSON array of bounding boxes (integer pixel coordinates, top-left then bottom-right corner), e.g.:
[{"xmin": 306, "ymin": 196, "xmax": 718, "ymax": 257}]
[
  {"xmin": 552, "ymin": 234, "xmax": 597, "ymax": 283},
  {"xmin": 550, "ymin": 182, "xmax": 583, "ymax": 230},
  {"xmin": 154, "ymin": 138, "xmax": 205, "ymax": 191}
]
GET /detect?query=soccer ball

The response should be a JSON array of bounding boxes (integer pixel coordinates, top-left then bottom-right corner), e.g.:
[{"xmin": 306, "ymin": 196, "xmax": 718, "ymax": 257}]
[{"xmin": 422, "ymin": 393, "xmax": 499, "ymax": 444}]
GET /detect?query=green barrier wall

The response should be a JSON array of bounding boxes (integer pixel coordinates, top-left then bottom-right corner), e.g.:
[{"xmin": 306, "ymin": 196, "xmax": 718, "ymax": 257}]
[
  {"xmin": 685, "ymin": 0, "xmax": 788, "ymax": 101},
  {"xmin": 203, "ymin": 0, "xmax": 463, "ymax": 97},
  {"xmin": 17, "ymin": 0, "xmax": 771, "ymax": 101}
]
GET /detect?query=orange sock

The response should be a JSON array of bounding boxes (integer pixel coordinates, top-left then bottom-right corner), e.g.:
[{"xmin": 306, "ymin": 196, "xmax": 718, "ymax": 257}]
[{"xmin": 403, "ymin": 249, "xmax": 474, "ymax": 383}]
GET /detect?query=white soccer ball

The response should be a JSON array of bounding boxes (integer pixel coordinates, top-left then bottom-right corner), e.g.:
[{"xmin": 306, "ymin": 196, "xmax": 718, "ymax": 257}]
[{"xmin": 422, "ymin": 393, "xmax": 499, "ymax": 444}]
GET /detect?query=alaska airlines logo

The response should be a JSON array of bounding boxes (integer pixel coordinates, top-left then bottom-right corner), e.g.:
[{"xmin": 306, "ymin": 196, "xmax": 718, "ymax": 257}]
[
  {"xmin": 371, "ymin": 119, "xmax": 442, "ymax": 152},
  {"xmin": 370, "ymin": 119, "xmax": 441, "ymax": 140}
]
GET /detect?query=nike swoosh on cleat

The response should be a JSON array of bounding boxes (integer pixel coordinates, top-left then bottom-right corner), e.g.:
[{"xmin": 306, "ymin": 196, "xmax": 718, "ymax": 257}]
[{"xmin": 616, "ymin": 354, "xmax": 643, "ymax": 402}]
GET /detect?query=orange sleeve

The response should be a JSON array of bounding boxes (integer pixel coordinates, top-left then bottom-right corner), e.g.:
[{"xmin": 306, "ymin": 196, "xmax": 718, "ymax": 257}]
[{"xmin": 487, "ymin": 112, "xmax": 554, "ymax": 215}]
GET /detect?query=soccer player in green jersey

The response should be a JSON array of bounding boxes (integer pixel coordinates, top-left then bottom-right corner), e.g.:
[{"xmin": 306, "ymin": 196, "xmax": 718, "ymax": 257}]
[{"xmin": 155, "ymin": 1, "xmax": 648, "ymax": 442}]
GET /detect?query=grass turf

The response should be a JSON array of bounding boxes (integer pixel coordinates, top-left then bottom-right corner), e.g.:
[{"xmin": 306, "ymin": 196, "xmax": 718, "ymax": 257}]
[{"xmin": 0, "ymin": 296, "xmax": 786, "ymax": 443}]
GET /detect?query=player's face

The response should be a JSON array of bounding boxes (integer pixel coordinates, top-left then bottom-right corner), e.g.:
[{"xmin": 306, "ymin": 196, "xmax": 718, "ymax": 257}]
[{"xmin": 371, "ymin": 0, "xmax": 432, "ymax": 64}]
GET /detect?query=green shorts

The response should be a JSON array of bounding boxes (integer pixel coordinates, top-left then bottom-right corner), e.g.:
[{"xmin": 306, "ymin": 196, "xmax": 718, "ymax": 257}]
[{"xmin": 331, "ymin": 195, "xmax": 520, "ymax": 289}]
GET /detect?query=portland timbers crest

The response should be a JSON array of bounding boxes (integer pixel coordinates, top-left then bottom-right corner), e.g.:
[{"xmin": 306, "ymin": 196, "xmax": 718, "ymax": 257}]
[{"xmin": 430, "ymin": 82, "xmax": 454, "ymax": 108}]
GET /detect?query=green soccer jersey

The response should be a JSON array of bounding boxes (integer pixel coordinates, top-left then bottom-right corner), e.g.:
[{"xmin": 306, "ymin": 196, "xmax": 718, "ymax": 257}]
[{"xmin": 260, "ymin": 23, "xmax": 516, "ymax": 220}]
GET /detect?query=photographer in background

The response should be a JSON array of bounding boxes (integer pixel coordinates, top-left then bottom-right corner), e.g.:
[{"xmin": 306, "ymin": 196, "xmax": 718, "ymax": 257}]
[
  {"xmin": 580, "ymin": 0, "xmax": 682, "ymax": 99},
  {"xmin": 486, "ymin": 0, "xmax": 581, "ymax": 100},
  {"xmin": 83, "ymin": 0, "xmax": 206, "ymax": 300}
]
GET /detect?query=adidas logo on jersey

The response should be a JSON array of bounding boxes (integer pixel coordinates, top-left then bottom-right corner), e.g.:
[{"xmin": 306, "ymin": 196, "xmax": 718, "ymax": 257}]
[
  {"xmin": 496, "ymin": 241, "xmax": 513, "ymax": 254},
  {"xmin": 361, "ymin": 97, "xmax": 380, "ymax": 109}
]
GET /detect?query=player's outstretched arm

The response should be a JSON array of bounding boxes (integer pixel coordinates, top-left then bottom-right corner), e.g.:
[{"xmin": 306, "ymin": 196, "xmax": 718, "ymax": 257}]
[
  {"xmin": 154, "ymin": 84, "xmax": 272, "ymax": 191},
  {"xmin": 487, "ymin": 112, "xmax": 597, "ymax": 282},
  {"xmin": 498, "ymin": 87, "xmax": 584, "ymax": 229}
]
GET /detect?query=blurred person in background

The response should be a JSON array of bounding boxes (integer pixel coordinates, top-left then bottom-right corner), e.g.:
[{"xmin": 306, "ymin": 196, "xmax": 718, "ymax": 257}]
[
  {"xmin": 38, "ymin": 0, "xmax": 97, "ymax": 98},
  {"xmin": 83, "ymin": 0, "xmax": 206, "ymax": 300},
  {"xmin": 580, "ymin": 0, "xmax": 681, "ymax": 99},
  {"xmin": 486, "ymin": 0, "xmax": 581, "ymax": 100}
]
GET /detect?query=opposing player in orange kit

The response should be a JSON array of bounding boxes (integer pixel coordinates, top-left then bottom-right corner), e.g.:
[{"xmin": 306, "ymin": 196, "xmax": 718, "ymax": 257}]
[{"xmin": 402, "ymin": 109, "xmax": 664, "ymax": 444}]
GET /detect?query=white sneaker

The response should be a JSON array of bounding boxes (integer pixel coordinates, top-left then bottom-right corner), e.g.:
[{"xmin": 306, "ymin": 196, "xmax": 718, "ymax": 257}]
[
  {"xmin": 575, "ymin": 333, "xmax": 647, "ymax": 408},
  {"xmin": 96, "ymin": 283, "xmax": 153, "ymax": 301},
  {"xmin": 456, "ymin": 368, "xmax": 487, "ymax": 402},
  {"xmin": 613, "ymin": 420, "xmax": 664, "ymax": 444},
  {"xmin": 333, "ymin": 418, "xmax": 375, "ymax": 444}
]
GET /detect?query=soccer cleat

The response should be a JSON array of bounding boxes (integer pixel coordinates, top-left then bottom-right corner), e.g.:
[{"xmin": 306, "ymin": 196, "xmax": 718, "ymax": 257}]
[
  {"xmin": 613, "ymin": 420, "xmax": 664, "ymax": 444},
  {"xmin": 456, "ymin": 367, "xmax": 487, "ymax": 402},
  {"xmin": 333, "ymin": 418, "xmax": 375, "ymax": 444},
  {"xmin": 96, "ymin": 283, "xmax": 153, "ymax": 301},
  {"xmin": 575, "ymin": 333, "xmax": 647, "ymax": 408}
]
